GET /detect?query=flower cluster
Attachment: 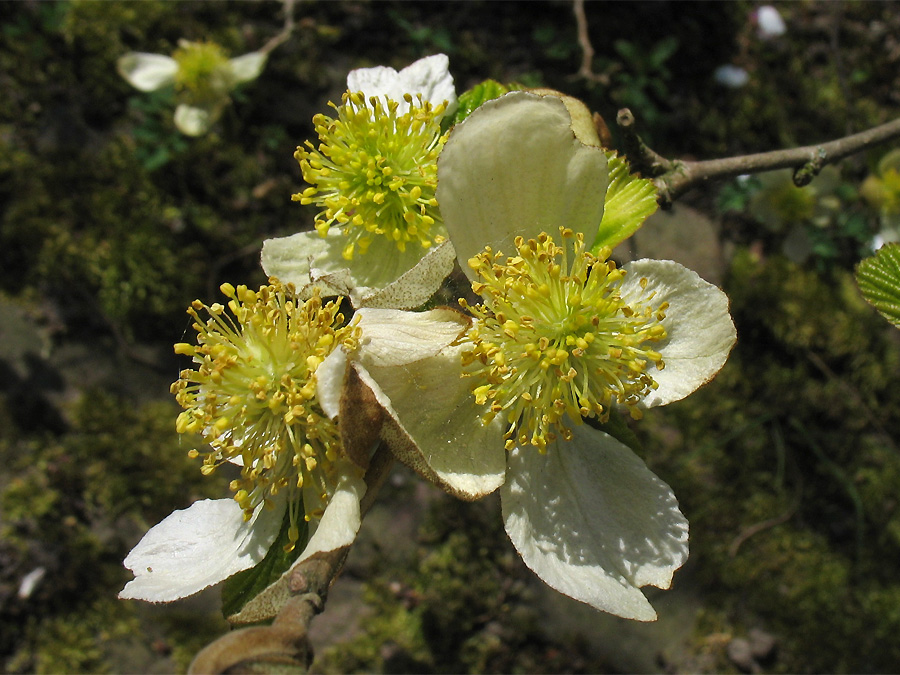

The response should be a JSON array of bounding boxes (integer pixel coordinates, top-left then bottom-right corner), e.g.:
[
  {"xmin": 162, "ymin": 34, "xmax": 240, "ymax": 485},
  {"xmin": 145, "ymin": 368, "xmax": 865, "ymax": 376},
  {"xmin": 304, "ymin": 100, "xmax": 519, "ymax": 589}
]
[{"xmin": 120, "ymin": 57, "xmax": 736, "ymax": 625}]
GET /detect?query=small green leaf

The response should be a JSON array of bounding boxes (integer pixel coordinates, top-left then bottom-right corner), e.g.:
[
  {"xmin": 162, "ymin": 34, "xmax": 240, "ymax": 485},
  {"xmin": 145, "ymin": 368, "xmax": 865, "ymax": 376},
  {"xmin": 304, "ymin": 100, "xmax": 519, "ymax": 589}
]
[
  {"xmin": 444, "ymin": 79, "xmax": 511, "ymax": 130},
  {"xmin": 588, "ymin": 408, "xmax": 643, "ymax": 454},
  {"xmin": 592, "ymin": 151, "xmax": 658, "ymax": 252},
  {"xmin": 221, "ymin": 509, "xmax": 308, "ymax": 619},
  {"xmin": 857, "ymin": 243, "xmax": 900, "ymax": 329}
]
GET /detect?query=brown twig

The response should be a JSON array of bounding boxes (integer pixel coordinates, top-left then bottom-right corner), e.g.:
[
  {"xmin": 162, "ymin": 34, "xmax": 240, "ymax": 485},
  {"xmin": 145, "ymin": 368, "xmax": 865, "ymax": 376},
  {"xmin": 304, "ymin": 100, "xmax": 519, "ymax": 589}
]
[
  {"xmin": 572, "ymin": 0, "xmax": 609, "ymax": 85},
  {"xmin": 188, "ymin": 443, "xmax": 396, "ymax": 674},
  {"xmin": 616, "ymin": 107, "xmax": 900, "ymax": 207},
  {"xmin": 259, "ymin": 0, "xmax": 298, "ymax": 56}
]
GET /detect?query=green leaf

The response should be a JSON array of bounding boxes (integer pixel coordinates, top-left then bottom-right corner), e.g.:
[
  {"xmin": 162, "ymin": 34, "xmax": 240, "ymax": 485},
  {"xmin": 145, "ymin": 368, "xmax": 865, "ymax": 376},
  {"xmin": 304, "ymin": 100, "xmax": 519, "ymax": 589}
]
[
  {"xmin": 856, "ymin": 243, "xmax": 900, "ymax": 329},
  {"xmin": 221, "ymin": 508, "xmax": 308, "ymax": 619},
  {"xmin": 592, "ymin": 151, "xmax": 658, "ymax": 252},
  {"xmin": 443, "ymin": 79, "xmax": 511, "ymax": 131},
  {"xmin": 588, "ymin": 408, "xmax": 643, "ymax": 454}
]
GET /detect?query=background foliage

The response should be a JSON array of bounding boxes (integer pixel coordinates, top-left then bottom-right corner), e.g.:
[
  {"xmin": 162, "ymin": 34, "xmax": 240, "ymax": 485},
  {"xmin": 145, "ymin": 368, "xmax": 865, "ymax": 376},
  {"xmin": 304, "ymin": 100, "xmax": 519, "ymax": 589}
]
[{"xmin": 2, "ymin": 1, "xmax": 900, "ymax": 672}]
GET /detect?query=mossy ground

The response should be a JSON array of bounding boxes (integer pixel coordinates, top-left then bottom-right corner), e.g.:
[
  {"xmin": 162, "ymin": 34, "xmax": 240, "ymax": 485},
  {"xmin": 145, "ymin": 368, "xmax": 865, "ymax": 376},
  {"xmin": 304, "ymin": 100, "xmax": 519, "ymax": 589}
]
[{"xmin": 2, "ymin": 1, "xmax": 900, "ymax": 672}]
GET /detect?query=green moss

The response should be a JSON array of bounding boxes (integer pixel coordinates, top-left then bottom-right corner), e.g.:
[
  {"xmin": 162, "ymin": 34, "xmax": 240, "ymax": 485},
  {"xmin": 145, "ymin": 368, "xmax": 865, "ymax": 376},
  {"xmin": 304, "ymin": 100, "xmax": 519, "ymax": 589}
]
[
  {"xmin": 641, "ymin": 250, "xmax": 900, "ymax": 672},
  {"xmin": 0, "ymin": 389, "xmax": 227, "ymax": 672}
]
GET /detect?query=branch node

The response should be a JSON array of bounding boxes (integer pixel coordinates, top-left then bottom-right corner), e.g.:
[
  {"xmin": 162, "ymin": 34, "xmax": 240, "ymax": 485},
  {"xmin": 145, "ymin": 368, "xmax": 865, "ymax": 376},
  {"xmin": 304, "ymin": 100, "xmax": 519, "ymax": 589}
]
[
  {"xmin": 615, "ymin": 108, "xmax": 672, "ymax": 179},
  {"xmin": 792, "ymin": 146, "xmax": 827, "ymax": 187}
]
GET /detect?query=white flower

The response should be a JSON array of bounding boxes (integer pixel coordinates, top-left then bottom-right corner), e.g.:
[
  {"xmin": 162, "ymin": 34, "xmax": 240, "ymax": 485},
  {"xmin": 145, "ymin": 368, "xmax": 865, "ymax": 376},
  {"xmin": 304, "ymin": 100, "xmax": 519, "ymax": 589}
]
[
  {"xmin": 261, "ymin": 55, "xmax": 458, "ymax": 309},
  {"xmin": 755, "ymin": 5, "xmax": 787, "ymax": 40},
  {"xmin": 320, "ymin": 92, "xmax": 736, "ymax": 620},
  {"xmin": 119, "ymin": 283, "xmax": 365, "ymax": 616},
  {"xmin": 117, "ymin": 41, "xmax": 267, "ymax": 136}
]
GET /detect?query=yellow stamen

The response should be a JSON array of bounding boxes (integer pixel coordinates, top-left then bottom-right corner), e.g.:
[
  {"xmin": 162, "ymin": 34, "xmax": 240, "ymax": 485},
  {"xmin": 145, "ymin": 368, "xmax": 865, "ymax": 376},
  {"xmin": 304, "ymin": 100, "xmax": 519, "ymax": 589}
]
[
  {"xmin": 171, "ymin": 282, "xmax": 360, "ymax": 551},
  {"xmin": 293, "ymin": 91, "xmax": 448, "ymax": 259},
  {"xmin": 460, "ymin": 228, "xmax": 668, "ymax": 451}
]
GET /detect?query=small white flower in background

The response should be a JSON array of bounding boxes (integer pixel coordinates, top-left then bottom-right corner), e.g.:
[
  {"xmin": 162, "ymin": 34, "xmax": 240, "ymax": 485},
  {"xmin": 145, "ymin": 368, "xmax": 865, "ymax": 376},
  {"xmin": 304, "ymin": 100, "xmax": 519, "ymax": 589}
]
[
  {"xmin": 320, "ymin": 92, "xmax": 736, "ymax": 621},
  {"xmin": 755, "ymin": 5, "xmax": 787, "ymax": 40},
  {"xmin": 17, "ymin": 567, "xmax": 47, "ymax": 600},
  {"xmin": 119, "ymin": 283, "xmax": 366, "ymax": 613},
  {"xmin": 714, "ymin": 64, "xmax": 750, "ymax": 89},
  {"xmin": 261, "ymin": 54, "xmax": 458, "ymax": 310},
  {"xmin": 117, "ymin": 40, "xmax": 267, "ymax": 136}
]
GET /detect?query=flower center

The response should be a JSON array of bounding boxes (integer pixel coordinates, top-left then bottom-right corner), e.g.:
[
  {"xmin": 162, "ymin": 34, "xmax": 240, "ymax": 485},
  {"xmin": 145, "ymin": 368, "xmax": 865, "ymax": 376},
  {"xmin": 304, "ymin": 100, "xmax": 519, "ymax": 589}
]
[
  {"xmin": 460, "ymin": 228, "xmax": 668, "ymax": 452},
  {"xmin": 293, "ymin": 91, "xmax": 448, "ymax": 260},
  {"xmin": 172, "ymin": 41, "xmax": 234, "ymax": 103},
  {"xmin": 171, "ymin": 282, "xmax": 359, "ymax": 550}
]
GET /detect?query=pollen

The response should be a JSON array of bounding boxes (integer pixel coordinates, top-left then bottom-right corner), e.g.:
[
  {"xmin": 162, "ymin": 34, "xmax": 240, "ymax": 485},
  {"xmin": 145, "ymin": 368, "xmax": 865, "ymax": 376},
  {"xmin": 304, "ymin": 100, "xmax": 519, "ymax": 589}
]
[
  {"xmin": 170, "ymin": 282, "xmax": 360, "ymax": 551},
  {"xmin": 293, "ymin": 91, "xmax": 448, "ymax": 259},
  {"xmin": 460, "ymin": 228, "xmax": 668, "ymax": 451}
]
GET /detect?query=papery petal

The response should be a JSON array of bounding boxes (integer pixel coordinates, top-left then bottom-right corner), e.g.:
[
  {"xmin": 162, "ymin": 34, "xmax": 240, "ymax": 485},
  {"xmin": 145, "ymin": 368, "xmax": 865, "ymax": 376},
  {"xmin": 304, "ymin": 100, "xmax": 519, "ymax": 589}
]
[
  {"xmin": 174, "ymin": 103, "xmax": 215, "ymax": 136},
  {"xmin": 117, "ymin": 53, "xmax": 178, "ymax": 92},
  {"xmin": 229, "ymin": 51, "xmax": 267, "ymax": 84},
  {"xmin": 437, "ymin": 92, "xmax": 608, "ymax": 279},
  {"xmin": 620, "ymin": 259, "xmax": 736, "ymax": 408},
  {"xmin": 119, "ymin": 498, "xmax": 283, "ymax": 602},
  {"xmin": 317, "ymin": 347, "xmax": 347, "ymax": 420},
  {"xmin": 228, "ymin": 467, "xmax": 366, "ymax": 624},
  {"xmin": 347, "ymin": 54, "xmax": 456, "ymax": 115},
  {"xmin": 356, "ymin": 343, "xmax": 506, "ymax": 499},
  {"xmin": 501, "ymin": 424, "xmax": 689, "ymax": 621},
  {"xmin": 261, "ymin": 231, "xmax": 454, "ymax": 309},
  {"xmin": 354, "ymin": 306, "xmax": 470, "ymax": 367}
]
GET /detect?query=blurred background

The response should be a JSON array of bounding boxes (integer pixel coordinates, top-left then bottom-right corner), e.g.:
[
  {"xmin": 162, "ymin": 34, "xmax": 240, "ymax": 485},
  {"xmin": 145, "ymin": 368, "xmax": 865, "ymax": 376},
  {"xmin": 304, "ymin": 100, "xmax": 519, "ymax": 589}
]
[{"xmin": 2, "ymin": 1, "xmax": 900, "ymax": 672}]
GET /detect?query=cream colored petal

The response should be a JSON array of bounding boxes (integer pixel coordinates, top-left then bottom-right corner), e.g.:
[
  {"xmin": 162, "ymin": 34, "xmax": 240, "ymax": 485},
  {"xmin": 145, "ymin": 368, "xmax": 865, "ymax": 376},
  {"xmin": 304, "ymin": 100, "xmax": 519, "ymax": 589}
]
[
  {"xmin": 359, "ymin": 240, "xmax": 456, "ymax": 309},
  {"xmin": 620, "ymin": 259, "xmax": 736, "ymax": 408},
  {"xmin": 437, "ymin": 92, "xmax": 608, "ymax": 278},
  {"xmin": 261, "ymin": 231, "xmax": 452, "ymax": 309},
  {"xmin": 229, "ymin": 51, "xmax": 267, "ymax": 84},
  {"xmin": 228, "ymin": 467, "xmax": 366, "ymax": 624},
  {"xmin": 354, "ymin": 343, "xmax": 506, "ymax": 500},
  {"xmin": 502, "ymin": 424, "xmax": 689, "ymax": 621},
  {"xmin": 119, "ymin": 498, "xmax": 283, "ymax": 602},
  {"xmin": 354, "ymin": 306, "xmax": 470, "ymax": 367},
  {"xmin": 174, "ymin": 103, "xmax": 215, "ymax": 136},
  {"xmin": 117, "ymin": 53, "xmax": 178, "ymax": 92},
  {"xmin": 316, "ymin": 347, "xmax": 347, "ymax": 421}
]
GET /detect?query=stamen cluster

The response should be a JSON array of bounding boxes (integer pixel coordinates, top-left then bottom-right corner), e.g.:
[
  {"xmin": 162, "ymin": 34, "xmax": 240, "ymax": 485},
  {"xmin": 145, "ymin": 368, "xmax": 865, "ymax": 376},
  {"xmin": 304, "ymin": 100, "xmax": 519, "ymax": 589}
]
[
  {"xmin": 171, "ymin": 282, "xmax": 359, "ymax": 550},
  {"xmin": 460, "ymin": 228, "xmax": 668, "ymax": 451},
  {"xmin": 172, "ymin": 41, "xmax": 233, "ymax": 103},
  {"xmin": 293, "ymin": 91, "xmax": 448, "ymax": 260}
]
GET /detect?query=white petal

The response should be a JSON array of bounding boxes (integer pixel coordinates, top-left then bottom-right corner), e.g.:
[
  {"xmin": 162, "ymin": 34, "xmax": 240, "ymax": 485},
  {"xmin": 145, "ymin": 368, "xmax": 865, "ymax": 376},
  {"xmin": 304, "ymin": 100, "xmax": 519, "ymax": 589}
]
[
  {"xmin": 356, "ymin": 343, "xmax": 506, "ymax": 499},
  {"xmin": 317, "ymin": 347, "xmax": 348, "ymax": 420},
  {"xmin": 347, "ymin": 54, "xmax": 456, "ymax": 115},
  {"xmin": 396, "ymin": 54, "xmax": 457, "ymax": 113},
  {"xmin": 354, "ymin": 306, "xmax": 469, "ymax": 367},
  {"xmin": 437, "ymin": 91, "xmax": 608, "ymax": 279},
  {"xmin": 119, "ymin": 498, "xmax": 284, "ymax": 602},
  {"xmin": 620, "ymin": 260, "xmax": 736, "ymax": 408},
  {"xmin": 229, "ymin": 51, "xmax": 267, "ymax": 84},
  {"xmin": 228, "ymin": 467, "xmax": 366, "ymax": 623},
  {"xmin": 174, "ymin": 104, "xmax": 214, "ymax": 136},
  {"xmin": 756, "ymin": 6, "xmax": 787, "ymax": 39},
  {"xmin": 117, "ymin": 53, "xmax": 177, "ymax": 92},
  {"xmin": 261, "ymin": 231, "xmax": 453, "ymax": 309},
  {"xmin": 501, "ymin": 424, "xmax": 689, "ymax": 621}
]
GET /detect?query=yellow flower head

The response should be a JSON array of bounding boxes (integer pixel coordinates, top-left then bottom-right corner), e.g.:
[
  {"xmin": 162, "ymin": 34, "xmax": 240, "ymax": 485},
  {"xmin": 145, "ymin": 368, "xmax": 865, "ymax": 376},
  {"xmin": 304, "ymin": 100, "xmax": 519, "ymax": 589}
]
[
  {"xmin": 461, "ymin": 228, "xmax": 668, "ymax": 451},
  {"xmin": 293, "ymin": 91, "xmax": 448, "ymax": 261},
  {"xmin": 172, "ymin": 40, "xmax": 234, "ymax": 104},
  {"xmin": 171, "ymin": 282, "xmax": 359, "ymax": 550}
]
